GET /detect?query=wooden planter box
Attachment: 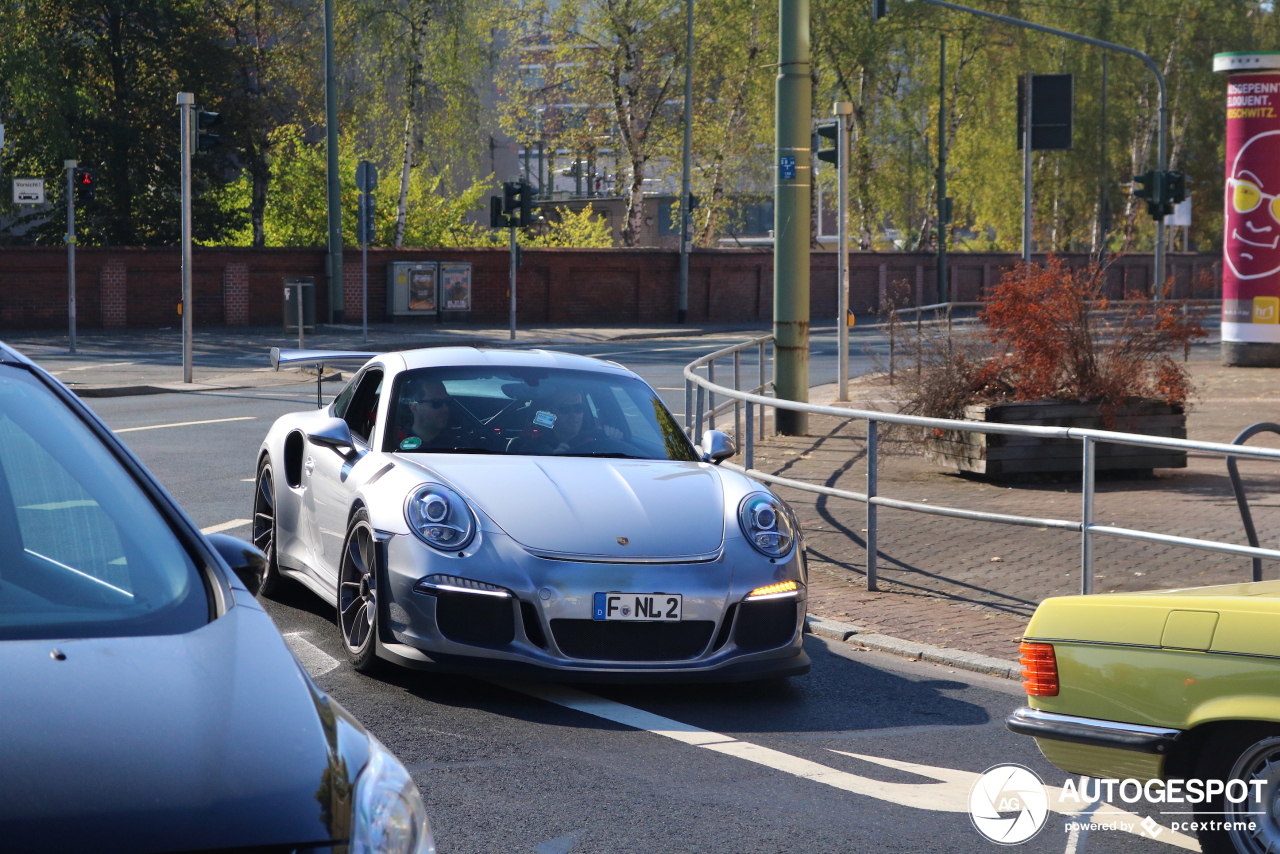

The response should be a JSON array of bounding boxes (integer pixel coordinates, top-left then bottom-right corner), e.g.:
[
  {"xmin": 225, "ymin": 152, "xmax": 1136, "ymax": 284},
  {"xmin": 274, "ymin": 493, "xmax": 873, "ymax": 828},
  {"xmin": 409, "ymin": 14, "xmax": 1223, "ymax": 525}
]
[{"xmin": 925, "ymin": 399, "xmax": 1186, "ymax": 478}]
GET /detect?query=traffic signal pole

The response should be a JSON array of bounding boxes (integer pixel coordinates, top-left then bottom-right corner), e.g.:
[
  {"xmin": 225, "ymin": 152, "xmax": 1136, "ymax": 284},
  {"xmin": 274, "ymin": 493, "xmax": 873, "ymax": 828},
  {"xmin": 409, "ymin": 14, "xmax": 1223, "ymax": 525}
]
[
  {"xmin": 509, "ymin": 226, "xmax": 518, "ymax": 340},
  {"xmin": 323, "ymin": 0, "xmax": 343, "ymax": 324},
  {"xmin": 834, "ymin": 102, "xmax": 851, "ymax": 402},
  {"xmin": 178, "ymin": 93, "xmax": 194, "ymax": 383},
  {"xmin": 936, "ymin": 33, "xmax": 948, "ymax": 304},
  {"xmin": 64, "ymin": 159, "xmax": 77, "ymax": 355},
  {"xmin": 1022, "ymin": 72, "xmax": 1033, "ymax": 266},
  {"xmin": 773, "ymin": 0, "xmax": 811, "ymax": 436},
  {"xmin": 883, "ymin": 0, "xmax": 1168, "ymax": 296}
]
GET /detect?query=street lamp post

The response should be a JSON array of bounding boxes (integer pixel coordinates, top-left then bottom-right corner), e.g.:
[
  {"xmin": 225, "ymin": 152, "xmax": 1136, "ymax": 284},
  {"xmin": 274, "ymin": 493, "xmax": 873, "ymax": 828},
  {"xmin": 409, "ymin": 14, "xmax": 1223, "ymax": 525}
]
[{"xmin": 323, "ymin": 0, "xmax": 343, "ymax": 324}]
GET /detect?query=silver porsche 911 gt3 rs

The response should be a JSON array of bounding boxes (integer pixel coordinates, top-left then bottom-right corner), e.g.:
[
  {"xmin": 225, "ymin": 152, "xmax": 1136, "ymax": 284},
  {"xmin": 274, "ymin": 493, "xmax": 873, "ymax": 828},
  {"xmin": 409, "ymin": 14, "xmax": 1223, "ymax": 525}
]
[{"xmin": 252, "ymin": 347, "xmax": 809, "ymax": 681}]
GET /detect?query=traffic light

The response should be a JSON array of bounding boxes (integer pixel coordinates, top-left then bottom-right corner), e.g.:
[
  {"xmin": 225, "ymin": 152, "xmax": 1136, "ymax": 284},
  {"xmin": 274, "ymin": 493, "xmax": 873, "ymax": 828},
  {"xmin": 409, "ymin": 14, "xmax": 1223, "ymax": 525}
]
[
  {"xmin": 871, "ymin": 0, "xmax": 888, "ymax": 19},
  {"xmin": 500, "ymin": 180, "xmax": 536, "ymax": 228},
  {"xmin": 489, "ymin": 195, "xmax": 512, "ymax": 229},
  {"xmin": 1165, "ymin": 171, "xmax": 1187, "ymax": 207},
  {"xmin": 1132, "ymin": 170, "xmax": 1161, "ymax": 219},
  {"xmin": 816, "ymin": 122, "xmax": 839, "ymax": 166},
  {"xmin": 75, "ymin": 169, "xmax": 95, "ymax": 204},
  {"xmin": 196, "ymin": 109, "xmax": 222, "ymax": 151}
]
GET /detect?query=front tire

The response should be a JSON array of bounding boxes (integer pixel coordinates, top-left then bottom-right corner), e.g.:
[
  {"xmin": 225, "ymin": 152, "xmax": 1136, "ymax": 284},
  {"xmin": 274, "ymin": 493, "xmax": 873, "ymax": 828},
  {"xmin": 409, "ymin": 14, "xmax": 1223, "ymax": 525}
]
[
  {"xmin": 251, "ymin": 459, "xmax": 285, "ymax": 598},
  {"xmin": 1195, "ymin": 725, "xmax": 1280, "ymax": 854},
  {"xmin": 338, "ymin": 509, "xmax": 381, "ymax": 673}
]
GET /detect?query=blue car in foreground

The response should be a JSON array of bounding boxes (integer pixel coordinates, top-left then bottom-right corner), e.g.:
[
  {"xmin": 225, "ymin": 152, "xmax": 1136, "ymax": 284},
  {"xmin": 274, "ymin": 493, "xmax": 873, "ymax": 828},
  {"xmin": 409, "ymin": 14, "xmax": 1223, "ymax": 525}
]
[{"xmin": 0, "ymin": 341, "xmax": 434, "ymax": 854}]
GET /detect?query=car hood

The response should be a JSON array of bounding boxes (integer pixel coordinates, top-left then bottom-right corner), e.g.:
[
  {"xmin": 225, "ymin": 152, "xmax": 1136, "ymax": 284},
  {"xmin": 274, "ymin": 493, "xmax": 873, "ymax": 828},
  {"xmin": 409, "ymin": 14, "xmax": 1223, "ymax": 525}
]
[
  {"xmin": 410, "ymin": 455, "xmax": 726, "ymax": 559},
  {"xmin": 0, "ymin": 605, "xmax": 369, "ymax": 854}
]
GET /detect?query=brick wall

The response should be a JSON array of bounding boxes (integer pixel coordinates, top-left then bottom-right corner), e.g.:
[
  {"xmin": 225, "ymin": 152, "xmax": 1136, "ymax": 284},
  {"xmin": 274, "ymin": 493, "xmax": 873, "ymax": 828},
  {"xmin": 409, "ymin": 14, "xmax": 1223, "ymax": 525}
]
[
  {"xmin": 0, "ymin": 246, "xmax": 1222, "ymax": 331},
  {"xmin": 101, "ymin": 259, "xmax": 127, "ymax": 328},
  {"xmin": 223, "ymin": 262, "xmax": 249, "ymax": 326}
]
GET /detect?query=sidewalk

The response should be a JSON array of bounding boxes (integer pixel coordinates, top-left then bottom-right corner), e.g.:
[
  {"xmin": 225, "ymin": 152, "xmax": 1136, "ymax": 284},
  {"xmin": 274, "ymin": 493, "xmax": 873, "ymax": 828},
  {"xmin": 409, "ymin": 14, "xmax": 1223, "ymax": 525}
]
[
  {"xmin": 2, "ymin": 321, "xmax": 770, "ymax": 395},
  {"xmin": 755, "ymin": 343, "xmax": 1280, "ymax": 667}
]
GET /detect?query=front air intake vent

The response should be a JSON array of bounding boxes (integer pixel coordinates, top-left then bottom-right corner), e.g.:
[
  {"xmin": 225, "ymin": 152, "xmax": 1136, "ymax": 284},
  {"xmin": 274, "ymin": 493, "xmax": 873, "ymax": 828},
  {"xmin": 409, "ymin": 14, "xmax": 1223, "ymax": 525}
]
[{"xmin": 550, "ymin": 620, "xmax": 715, "ymax": 661}]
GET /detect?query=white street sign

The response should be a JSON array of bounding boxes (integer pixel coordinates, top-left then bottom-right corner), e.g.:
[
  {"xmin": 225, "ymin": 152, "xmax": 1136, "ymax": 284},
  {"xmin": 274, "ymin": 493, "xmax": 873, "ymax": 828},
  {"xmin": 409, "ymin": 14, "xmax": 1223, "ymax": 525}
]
[
  {"xmin": 12, "ymin": 178, "xmax": 44, "ymax": 204},
  {"xmin": 1165, "ymin": 194, "xmax": 1191, "ymax": 228}
]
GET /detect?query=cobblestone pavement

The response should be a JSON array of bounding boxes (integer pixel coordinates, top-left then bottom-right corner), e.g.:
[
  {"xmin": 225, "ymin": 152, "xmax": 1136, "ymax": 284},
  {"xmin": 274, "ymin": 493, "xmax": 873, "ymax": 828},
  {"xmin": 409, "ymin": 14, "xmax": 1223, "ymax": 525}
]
[{"xmin": 749, "ymin": 344, "xmax": 1280, "ymax": 661}]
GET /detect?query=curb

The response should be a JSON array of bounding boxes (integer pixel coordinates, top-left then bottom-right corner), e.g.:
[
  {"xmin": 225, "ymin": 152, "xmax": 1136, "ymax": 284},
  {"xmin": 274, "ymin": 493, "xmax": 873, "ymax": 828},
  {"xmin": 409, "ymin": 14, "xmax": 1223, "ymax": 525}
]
[{"xmin": 804, "ymin": 615, "xmax": 1020, "ymax": 681}]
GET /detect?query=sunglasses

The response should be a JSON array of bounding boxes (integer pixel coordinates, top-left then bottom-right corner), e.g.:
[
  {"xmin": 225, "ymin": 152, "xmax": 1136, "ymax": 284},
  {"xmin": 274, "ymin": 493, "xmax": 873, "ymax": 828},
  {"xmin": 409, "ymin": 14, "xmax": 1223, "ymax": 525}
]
[
  {"xmin": 1230, "ymin": 177, "xmax": 1280, "ymax": 223},
  {"xmin": 553, "ymin": 402, "xmax": 585, "ymax": 414}
]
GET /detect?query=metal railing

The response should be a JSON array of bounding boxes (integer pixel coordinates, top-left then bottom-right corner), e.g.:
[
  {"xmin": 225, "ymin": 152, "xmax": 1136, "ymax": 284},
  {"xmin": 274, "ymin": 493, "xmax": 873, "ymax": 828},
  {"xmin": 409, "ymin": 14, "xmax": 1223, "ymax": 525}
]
[
  {"xmin": 885, "ymin": 299, "xmax": 1220, "ymax": 382},
  {"xmin": 684, "ymin": 332, "xmax": 1280, "ymax": 594}
]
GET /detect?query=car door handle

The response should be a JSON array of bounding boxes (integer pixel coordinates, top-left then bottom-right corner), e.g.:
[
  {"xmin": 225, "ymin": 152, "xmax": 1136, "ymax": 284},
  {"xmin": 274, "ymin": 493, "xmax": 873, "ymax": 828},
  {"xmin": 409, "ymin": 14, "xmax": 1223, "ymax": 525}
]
[{"xmin": 305, "ymin": 456, "xmax": 315, "ymax": 476}]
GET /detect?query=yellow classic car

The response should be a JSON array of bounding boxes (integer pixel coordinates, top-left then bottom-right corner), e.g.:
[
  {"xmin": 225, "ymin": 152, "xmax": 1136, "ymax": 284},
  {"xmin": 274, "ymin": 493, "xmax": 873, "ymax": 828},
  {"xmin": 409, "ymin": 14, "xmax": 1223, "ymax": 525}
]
[{"xmin": 1007, "ymin": 580, "xmax": 1280, "ymax": 854}]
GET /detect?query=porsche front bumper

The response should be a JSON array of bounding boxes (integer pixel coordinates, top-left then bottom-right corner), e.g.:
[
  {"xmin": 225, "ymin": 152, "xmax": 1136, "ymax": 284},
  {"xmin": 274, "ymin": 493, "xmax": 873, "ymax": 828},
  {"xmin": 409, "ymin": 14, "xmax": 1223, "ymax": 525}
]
[{"xmin": 376, "ymin": 528, "xmax": 809, "ymax": 681}]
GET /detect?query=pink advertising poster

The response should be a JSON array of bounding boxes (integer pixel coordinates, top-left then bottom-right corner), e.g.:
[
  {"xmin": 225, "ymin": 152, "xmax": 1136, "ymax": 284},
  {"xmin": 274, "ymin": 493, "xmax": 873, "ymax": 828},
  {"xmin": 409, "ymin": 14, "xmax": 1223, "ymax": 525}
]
[{"xmin": 1217, "ymin": 53, "xmax": 1280, "ymax": 361}]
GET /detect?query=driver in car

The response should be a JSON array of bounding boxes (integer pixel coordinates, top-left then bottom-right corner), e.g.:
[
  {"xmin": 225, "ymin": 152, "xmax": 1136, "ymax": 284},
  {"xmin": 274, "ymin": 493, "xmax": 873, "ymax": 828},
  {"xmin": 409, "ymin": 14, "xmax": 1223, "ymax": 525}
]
[
  {"xmin": 528, "ymin": 389, "xmax": 623, "ymax": 454},
  {"xmin": 395, "ymin": 376, "xmax": 471, "ymax": 451}
]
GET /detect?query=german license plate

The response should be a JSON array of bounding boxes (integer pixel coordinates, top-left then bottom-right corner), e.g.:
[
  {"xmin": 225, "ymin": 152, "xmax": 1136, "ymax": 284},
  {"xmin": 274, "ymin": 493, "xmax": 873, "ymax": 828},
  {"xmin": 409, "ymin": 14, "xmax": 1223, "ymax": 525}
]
[{"xmin": 593, "ymin": 592, "xmax": 682, "ymax": 621}]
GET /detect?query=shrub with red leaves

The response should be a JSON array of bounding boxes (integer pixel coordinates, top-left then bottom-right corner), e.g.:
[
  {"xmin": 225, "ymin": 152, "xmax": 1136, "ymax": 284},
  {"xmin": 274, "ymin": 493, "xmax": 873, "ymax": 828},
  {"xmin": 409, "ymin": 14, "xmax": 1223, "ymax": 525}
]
[{"xmin": 897, "ymin": 256, "xmax": 1206, "ymax": 424}]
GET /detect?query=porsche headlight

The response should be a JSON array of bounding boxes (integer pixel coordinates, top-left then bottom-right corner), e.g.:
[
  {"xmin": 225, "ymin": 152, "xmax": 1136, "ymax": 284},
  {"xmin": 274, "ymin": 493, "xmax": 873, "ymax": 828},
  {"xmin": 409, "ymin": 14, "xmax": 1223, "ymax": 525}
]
[
  {"xmin": 738, "ymin": 493, "xmax": 795, "ymax": 558},
  {"xmin": 405, "ymin": 485, "xmax": 474, "ymax": 551},
  {"xmin": 351, "ymin": 735, "xmax": 435, "ymax": 854}
]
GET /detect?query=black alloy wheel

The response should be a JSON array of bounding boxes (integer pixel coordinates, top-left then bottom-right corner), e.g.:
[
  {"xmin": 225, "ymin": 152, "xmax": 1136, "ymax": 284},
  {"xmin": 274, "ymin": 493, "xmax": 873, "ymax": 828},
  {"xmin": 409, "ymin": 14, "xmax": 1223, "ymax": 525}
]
[
  {"xmin": 338, "ymin": 509, "xmax": 380, "ymax": 672},
  {"xmin": 251, "ymin": 461, "xmax": 284, "ymax": 597}
]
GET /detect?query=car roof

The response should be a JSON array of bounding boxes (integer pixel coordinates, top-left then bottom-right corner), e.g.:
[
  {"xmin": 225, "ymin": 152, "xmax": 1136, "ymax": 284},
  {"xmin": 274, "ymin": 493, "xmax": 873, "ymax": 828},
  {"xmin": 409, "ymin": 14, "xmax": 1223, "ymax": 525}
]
[{"xmin": 392, "ymin": 347, "xmax": 638, "ymax": 379}]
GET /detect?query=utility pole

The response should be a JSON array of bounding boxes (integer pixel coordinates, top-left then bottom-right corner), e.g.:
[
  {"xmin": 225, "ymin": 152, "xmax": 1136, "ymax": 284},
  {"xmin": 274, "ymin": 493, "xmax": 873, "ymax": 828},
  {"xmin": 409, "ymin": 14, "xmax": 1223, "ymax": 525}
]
[
  {"xmin": 323, "ymin": 0, "xmax": 343, "ymax": 324},
  {"xmin": 509, "ymin": 225, "xmax": 518, "ymax": 340},
  {"xmin": 64, "ymin": 159, "xmax": 77, "ymax": 355},
  {"xmin": 356, "ymin": 160, "xmax": 378, "ymax": 344},
  {"xmin": 937, "ymin": 33, "xmax": 948, "ymax": 303},
  {"xmin": 677, "ymin": 0, "xmax": 694, "ymax": 324},
  {"xmin": 177, "ymin": 93, "xmax": 194, "ymax": 383},
  {"xmin": 834, "ymin": 102, "xmax": 852, "ymax": 402},
  {"xmin": 773, "ymin": 0, "xmax": 811, "ymax": 436}
]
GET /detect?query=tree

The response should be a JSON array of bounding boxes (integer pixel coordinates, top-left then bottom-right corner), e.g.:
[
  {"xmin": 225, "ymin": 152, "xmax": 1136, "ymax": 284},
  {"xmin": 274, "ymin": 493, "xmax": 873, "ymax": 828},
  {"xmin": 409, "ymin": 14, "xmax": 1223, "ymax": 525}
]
[{"xmin": 501, "ymin": 0, "xmax": 684, "ymax": 246}]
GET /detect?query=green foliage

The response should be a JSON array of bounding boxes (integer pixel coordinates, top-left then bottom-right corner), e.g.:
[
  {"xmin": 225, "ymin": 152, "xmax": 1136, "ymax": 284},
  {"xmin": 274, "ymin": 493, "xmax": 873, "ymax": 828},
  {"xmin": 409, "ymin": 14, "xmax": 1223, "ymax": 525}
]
[
  {"xmin": 211, "ymin": 125, "xmax": 493, "ymax": 248},
  {"xmin": 522, "ymin": 203, "xmax": 613, "ymax": 247}
]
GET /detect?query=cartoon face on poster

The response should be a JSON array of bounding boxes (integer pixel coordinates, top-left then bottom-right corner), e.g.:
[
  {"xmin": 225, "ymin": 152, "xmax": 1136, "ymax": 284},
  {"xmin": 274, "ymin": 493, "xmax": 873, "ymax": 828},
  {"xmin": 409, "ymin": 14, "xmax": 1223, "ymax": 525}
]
[{"xmin": 1221, "ymin": 65, "xmax": 1280, "ymax": 339}]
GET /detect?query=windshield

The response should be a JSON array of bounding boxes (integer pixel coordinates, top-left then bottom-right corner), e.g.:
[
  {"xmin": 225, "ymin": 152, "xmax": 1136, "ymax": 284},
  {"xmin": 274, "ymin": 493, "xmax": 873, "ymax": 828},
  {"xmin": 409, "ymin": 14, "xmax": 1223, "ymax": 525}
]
[
  {"xmin": 384, "ymin": 366, "xmax": 699, "ymax": 461},
  {"xmin": 0, "ymin": 366, "xmax": 207, "ymax": 640}
]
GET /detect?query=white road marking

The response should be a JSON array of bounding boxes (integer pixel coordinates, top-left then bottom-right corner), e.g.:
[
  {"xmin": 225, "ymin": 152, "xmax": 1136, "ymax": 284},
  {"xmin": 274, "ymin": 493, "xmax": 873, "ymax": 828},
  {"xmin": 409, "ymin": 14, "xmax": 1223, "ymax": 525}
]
[
  {"xmin": 51, "ymin": 361, "xmax": 135, "ymax": 375},
  {"xmin": 114, "ymin": 416, "xmax": 255, "ymax": 433},
  {"xmin": 241, "ymin": 478, "xmax": 255, "ymax": 482},
  {"xmin": 283, "ymin": 632, "xmax": 341, "ymax": 677},
  {"xmin": 200, "ymin": 519, "xmax": 251, "ymax": 535},
  {"xmin": 497, "ymin": 681, "xmax": 1197, "ymax": 849}
]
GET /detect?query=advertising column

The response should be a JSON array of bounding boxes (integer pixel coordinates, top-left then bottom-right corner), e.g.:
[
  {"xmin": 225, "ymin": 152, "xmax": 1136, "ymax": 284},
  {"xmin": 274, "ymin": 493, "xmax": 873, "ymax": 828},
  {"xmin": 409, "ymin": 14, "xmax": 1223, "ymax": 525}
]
[{"xmin": 1216, "ymin": 52, "xmax": 1280, "ymax": 366}]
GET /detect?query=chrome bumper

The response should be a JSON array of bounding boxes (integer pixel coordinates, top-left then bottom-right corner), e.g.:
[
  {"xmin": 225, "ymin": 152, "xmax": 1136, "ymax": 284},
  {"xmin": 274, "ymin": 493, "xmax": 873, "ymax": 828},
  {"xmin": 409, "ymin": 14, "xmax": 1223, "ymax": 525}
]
[{"xmin": 1006, "ymin": 707, "xmax": 1181, "ymax": 755}]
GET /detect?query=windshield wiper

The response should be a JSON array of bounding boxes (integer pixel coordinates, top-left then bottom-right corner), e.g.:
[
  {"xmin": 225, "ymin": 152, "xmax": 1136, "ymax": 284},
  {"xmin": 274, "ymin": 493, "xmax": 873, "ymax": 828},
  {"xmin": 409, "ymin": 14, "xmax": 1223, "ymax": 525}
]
[{"xmin": 560, "ymin": 451, "xmax": 647, "ymax": 459}]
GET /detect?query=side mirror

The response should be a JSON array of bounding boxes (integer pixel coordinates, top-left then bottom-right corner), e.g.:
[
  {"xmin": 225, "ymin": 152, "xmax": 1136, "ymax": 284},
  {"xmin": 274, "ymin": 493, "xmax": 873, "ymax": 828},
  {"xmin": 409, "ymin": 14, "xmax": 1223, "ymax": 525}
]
[
  {"xmin": 207, "ymin": 533, "xmax": 268, "ymax": 596},
  {"xmin": 307, "ymin": 417, "xmax": 355, "ymax": 455},
  {"xmin": 700, "ymin": 429, "xmax": 736, "ymax": 464}
]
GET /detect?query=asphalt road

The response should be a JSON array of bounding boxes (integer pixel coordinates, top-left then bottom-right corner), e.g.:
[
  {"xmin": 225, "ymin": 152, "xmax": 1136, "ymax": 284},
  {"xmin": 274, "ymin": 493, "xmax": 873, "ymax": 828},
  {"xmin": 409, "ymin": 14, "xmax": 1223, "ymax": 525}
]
[{"xmin": 41, "ymin": 334, "xmax": 1192, "ymax": 854}]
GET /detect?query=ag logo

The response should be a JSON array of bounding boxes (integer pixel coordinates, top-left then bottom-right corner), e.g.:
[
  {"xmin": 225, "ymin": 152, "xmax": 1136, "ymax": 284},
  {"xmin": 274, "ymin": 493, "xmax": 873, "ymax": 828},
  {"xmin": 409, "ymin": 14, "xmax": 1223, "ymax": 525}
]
[{"xmin": 968, "ymin": 764, "xmax": 1049, "ymax": 845}]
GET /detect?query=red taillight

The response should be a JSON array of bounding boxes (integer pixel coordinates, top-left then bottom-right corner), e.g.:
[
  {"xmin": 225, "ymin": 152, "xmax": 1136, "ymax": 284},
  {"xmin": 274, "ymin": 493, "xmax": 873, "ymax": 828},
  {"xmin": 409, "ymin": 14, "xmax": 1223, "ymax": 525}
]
[{"xmin": 1020, "ymin": 641, "xmax": 1059, "ymax": 697}]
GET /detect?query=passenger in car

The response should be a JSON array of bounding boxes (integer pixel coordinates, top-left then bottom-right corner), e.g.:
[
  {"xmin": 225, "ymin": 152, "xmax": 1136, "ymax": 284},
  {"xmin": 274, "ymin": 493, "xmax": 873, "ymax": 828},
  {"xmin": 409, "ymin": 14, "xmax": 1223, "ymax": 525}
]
[{"xmin": 525, "ymin": 389, "xmax": 623, "ymax": 454}]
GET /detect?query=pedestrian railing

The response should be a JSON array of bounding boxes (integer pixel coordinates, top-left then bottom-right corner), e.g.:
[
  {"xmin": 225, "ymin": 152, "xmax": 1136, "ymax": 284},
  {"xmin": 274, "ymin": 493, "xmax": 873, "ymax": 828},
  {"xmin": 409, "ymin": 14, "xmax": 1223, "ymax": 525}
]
[
  {"xmin": 884, "ymin": 299, "xmax": 1221, "ymax": 381},
  {"xmin": 684, "ymin": 330, "xmax": 1279, "ymax": 595}
]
